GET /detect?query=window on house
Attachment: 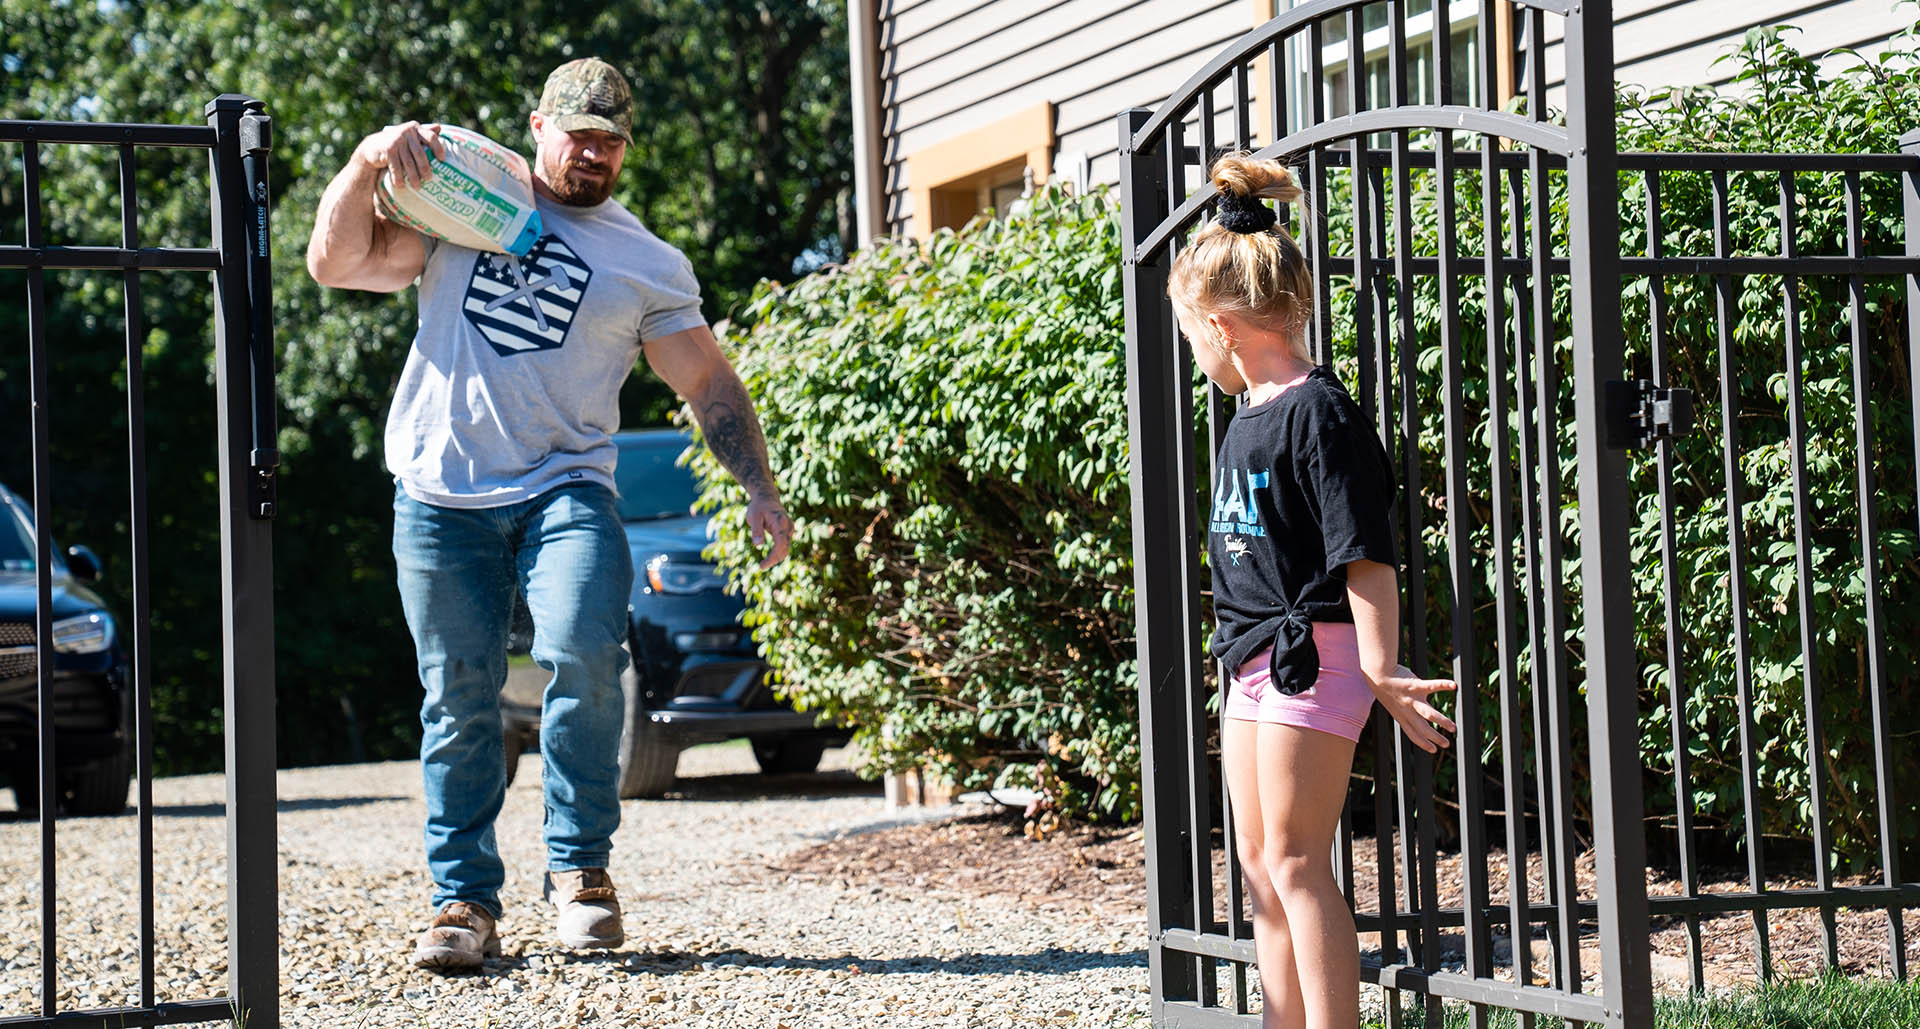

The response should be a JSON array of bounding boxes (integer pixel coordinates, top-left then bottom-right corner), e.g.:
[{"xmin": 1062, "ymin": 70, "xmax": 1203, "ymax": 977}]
[
  {"xmin": 988, "ymin": 171, "xmax": 1033, "ymax": 218},
  {"xmin": 906, "ymin": 102, "xmax": 1054, "ymax": 240},
  {"xmin": 1290, "ymin": 0, "xmax": 1492, "ymax": 128}
]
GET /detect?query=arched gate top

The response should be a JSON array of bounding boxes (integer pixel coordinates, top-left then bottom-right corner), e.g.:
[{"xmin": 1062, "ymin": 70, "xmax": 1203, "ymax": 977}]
[
  {"xmin": 1128, "ymin": 105, "xmax": 1571, "ymax": 265},
  {"xmin": 1123, "ymin": 0, "xmax": 1579, "ymax": 265},
  {"xmin": 1125, "ymin": 0, "xmax": 1574, "ymax": 154}
]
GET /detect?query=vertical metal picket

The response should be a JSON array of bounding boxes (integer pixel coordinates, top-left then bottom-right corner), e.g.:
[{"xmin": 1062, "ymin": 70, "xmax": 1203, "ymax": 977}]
[
  {"xmin": 1848, "ymin": 163, "xmax": 1905, "ymax": 984},
  {"xmin": 21, "ymin": 134, "xmax": 60, "ymax": 1025}
]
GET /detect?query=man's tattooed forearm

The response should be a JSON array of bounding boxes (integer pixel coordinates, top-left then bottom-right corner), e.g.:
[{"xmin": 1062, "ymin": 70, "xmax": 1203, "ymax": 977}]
[{"xmin": 700, "ymin": 378, "xmax": 775, "ymax": 497}]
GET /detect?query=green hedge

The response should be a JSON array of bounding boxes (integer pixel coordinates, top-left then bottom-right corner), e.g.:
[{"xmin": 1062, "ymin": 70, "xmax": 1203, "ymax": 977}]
[
  {"xmin": 697, "ymin": 25, "xmax": 1920, "ymax": 857},
  {"xmin": 692, "ymin": 193, "xmax": 1144, "ymax": 819}
]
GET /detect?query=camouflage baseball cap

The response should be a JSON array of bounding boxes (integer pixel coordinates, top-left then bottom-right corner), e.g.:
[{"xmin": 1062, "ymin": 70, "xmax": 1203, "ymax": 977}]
[{"xmin": 538, "ymin": 57, "xmax": 633, "ymax": 144}]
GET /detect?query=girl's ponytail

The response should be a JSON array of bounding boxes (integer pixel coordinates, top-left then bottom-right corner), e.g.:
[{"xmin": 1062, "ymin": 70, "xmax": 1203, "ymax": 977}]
[{"xmin": 1168, "ymin": 153, "xmax": 1314, "ymax": 361}]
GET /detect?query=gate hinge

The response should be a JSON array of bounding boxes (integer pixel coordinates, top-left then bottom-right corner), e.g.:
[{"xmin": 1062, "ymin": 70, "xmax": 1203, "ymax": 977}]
[
  {"xmin": 1604, "ymin": 379, "xmax": 1694, "ymax": 450},
  {"xmin": 250, "ymin": 448, "xmax": 279, "ymax": 520}
]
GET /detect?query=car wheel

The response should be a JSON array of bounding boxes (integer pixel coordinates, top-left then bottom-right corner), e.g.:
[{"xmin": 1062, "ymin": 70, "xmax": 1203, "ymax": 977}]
[
  {"xmin": 750, "ymin": 735, "xmax": 826, "ymax": 776},
  {"xmin": 615, "ymin": 657, "xmax": 679, "ymax": 799},
  {"xmin": 503, "ymin": 726, "xmax": 526, "ymax": 789},
  {"xmin": 63, "ymin": 745, "xmax": 132, "ymax": 816}
]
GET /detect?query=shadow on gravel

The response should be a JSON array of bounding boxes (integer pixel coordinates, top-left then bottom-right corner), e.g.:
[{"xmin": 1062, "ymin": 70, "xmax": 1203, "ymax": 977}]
[
  {"xmin": 662, "ymin": 769, "xmax": 882, "ymax": 802},
  {"xmin": 467, "ymin": 945, "xmax": 1146, "ymax": 979},
  {"xmin": 153, "ymin": 795, "xmax": 411, "ymax": 818},
  {"xmin": 0, "ymin": 794, "xmax": 414, "ymax": 821}
]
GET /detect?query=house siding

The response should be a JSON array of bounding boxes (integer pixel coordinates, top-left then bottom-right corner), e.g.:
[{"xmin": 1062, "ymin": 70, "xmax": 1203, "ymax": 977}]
[
  {"xmin": 875, "ymin": 0, "xmax": 1250, "ymax": 235},
  {"xmin": 862, "ymin": 1, "xmax": 1916, "ymax": 237}
]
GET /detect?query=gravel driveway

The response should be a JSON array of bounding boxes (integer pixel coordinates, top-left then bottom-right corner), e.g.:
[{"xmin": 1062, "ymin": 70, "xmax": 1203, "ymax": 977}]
[{"xmin": 0, "ymin": 744, "xmax": 1149, "ymax": 1028}]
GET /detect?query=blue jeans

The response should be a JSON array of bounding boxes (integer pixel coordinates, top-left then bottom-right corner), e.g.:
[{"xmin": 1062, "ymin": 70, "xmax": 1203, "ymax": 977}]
[{"xmin": 392, "ymin": 482, "xmax": 633, "ymax": 916}]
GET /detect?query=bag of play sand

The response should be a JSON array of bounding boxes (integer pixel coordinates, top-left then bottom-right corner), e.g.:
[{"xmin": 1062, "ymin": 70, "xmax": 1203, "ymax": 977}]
[{"xmin": 376, "ymin": 124, "xmax": 544, "ymax": 256}]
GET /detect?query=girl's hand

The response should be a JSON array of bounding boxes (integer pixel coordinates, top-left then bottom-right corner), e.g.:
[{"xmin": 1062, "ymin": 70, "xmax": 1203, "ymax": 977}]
[{"xmin": 1365, "ymin": 665, "xmax": 1456, "ymax": 753}]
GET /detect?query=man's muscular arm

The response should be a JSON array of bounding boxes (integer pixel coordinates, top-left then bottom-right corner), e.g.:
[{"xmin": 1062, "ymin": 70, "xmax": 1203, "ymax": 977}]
[
  {"xmin": 695, "ymin": 373, "xmax": 780, "ymax": 501},
  {"xmin": 305, "ymin": 121, "xmax": 442, "ymax": 292},
  {"xmin": 643, "ymin": 325, "xmax": 791, "ymax": 568}
]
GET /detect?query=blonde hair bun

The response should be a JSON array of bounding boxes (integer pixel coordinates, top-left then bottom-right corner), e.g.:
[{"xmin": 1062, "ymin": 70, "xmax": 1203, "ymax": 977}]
[
  {"xmin": 1210, "ymin": 153, "xmax": 1302, "ymax": 206},
  {"xmin": 1167, "ymin": 152, "xmax": 1314, "ymax": 361}
]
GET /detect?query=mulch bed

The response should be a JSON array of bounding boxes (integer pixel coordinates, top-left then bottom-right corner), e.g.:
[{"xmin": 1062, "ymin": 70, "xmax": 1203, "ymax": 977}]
[
  {"xmin": 771, "ymin": 809, "xmax": 1147, "ymax": 923},
  {"xmin": 773, "ymin": 808, "xmax": 1920, "ymax": 991}
]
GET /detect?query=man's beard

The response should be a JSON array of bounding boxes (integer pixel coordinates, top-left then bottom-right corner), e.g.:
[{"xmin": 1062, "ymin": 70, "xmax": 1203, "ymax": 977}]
[{"xmin": 544, "ymin": 154, "xmax": 616, "ymax": 206}]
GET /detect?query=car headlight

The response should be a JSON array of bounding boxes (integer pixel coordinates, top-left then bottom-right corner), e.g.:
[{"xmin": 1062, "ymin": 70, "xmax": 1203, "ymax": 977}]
[
  {"xmin": 644, "ymin": 554, "xmax": 727, "ymax": 594},
  {"xmin": 51, "ymin": 612, "xmax": 114, "ymax": 654}
]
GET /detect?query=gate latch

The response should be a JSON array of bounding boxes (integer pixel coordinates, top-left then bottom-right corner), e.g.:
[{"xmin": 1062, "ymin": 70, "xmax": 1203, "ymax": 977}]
[
  {"xmin": 250, "ymin": 448, "xmax": 279, "ymax": 520},
  {"xmin": 1605, "ymin": 379, "xmax": 1694, "ymax": 450}
]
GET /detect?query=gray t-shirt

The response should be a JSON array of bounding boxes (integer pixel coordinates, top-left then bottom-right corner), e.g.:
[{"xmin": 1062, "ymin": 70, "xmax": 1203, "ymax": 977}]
[{"xmin": 384, "ymin": 194, "xmax": 707, "ymax": 508}]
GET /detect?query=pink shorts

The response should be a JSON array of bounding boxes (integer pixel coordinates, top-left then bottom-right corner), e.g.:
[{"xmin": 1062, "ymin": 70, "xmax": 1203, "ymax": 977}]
[{"xmin": 1223, "ymin": 621, "xmax": 1375, "ymax": 743}]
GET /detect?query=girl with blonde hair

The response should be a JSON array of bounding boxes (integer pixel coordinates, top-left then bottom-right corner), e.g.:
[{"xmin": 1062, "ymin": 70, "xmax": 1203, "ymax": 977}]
[{"xmin": 1170, "ymin": 153, "xmax": 1457, "ymax": 1029}]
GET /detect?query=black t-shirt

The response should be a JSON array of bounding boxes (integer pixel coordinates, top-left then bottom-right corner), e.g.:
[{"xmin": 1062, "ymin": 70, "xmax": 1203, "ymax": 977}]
[{"xmin": 1208, "ymin": 366, "xmax": 1399, "ymax": 682}]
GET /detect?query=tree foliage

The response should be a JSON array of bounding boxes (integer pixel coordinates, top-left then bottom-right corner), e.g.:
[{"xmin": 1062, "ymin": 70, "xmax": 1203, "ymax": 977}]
[{"xmin": 1, "ymin": 0, "xmax": 850, "ymax": 772}]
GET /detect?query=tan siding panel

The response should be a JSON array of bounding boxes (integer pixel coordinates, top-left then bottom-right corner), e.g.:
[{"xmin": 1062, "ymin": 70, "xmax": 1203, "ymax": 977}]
[
  {"xmin": 1612, "ymin": 31, "xmax": 1907, "ymax": 93},
  {"xmin": 887, "ymin": 0, "xmax": 1240, "ymax": 143},
  {"xmin": 890, "ymin": 0, "xmax": 1139, "ymax": 103},
  {"xmin": 887, "ymin": 31, "xmax": 1241, "ymax": 185},
  {"xmin": 891, "ymin": 0, "xmax": 1093, "ymax": 71},
  {"xmin": 881, "ymin": 0, "xmax": 942, "ymax": 19},
  {"xmin": 1053, "ymin": 40, "xmax": 1264, "ymax": 168},
  {"xmin": 880, "ymin": 0, "xmax": 1249, "ymax": 233},
  {"xmin": 1540, "ymin": 0, "xmax": 1912, "ymax": 91},
  {"xmin": 1087, "ymin": 150, "xmax": 1123, "ymax": 193},
  {"xmin": 888, "ymin": 0, "xmax": 1007, "ymax": 50}
]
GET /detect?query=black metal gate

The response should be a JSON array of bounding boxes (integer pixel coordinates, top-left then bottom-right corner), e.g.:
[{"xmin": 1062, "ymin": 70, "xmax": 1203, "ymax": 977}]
[
  {"xmin": 1123, "ymin": 2, "xmax": 1919, "ymax": 1026},
  {"xmin": 0, "ymin": 95, "xmax": 279, "ymax": 1029}
]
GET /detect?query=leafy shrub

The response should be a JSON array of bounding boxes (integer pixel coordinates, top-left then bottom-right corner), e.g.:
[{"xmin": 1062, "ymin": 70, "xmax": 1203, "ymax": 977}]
[{"xmin": 693, "ymin": 191, "xmax": 1145, "ymax": 819}]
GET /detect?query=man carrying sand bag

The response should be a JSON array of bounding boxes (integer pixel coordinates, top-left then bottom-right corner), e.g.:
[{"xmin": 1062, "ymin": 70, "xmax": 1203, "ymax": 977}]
[{"xmin": 305, "ymin": 57, "xmax": 793, "ymax": 971}]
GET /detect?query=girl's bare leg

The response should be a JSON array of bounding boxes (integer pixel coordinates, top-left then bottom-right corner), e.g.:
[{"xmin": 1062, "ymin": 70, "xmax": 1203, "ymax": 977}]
[
  {"xmin": 1259, "ymin": 723, "xmax": 1360, "ymax": 1029},
  {"xmin": 1222, "ymin": 716, "xmax": 1305, "ymax": 1028}
]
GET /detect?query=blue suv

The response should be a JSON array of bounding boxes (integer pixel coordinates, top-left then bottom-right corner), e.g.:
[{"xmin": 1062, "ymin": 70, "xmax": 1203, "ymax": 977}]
[
  {"xmin": 500, "ymin": 428, "xmax": 843, "ymax": 797},
  {"xmin": 0, "ymin": 483, "xmax": 133, "ymax": 815}
]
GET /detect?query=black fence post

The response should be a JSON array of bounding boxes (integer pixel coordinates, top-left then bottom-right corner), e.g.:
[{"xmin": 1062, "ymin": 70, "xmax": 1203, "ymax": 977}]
[
  {"xmin": 1120, "ymin": 107, "xmax": 1200, "ymax": 1020},
  {"xmin": 207, "ymin": 93, "xmax": 279, "ymax": 1029},
  {"xmin": 1561, "ymin": 4, "xmax": 1653, "ymax": 1027}
]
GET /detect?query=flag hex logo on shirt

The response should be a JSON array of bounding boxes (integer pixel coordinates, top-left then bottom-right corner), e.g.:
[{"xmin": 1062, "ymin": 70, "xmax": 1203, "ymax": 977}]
[{"xmin": 462, "ymin": 234, "xmax": 594, "ymax": 356}]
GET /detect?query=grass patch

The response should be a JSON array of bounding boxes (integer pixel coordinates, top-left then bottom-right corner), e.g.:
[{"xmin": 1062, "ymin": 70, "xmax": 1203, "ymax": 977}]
[{"xmin": 1364, "ymin": 974, "xmax": 1920, "ymax": 1028}]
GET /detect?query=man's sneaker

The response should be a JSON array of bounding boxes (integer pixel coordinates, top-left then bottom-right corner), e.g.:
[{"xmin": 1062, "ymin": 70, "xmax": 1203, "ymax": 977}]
[
  {"xmin": 543, "ymin": 868, "xmax": 624, "ymax": 949},
  {"xmin": 411, "ymin": 901, "xmax": 500, "ymax": 971}
]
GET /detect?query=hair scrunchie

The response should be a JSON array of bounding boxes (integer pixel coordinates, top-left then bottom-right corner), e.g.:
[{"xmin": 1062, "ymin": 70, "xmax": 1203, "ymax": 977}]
[{"xmin": 1216, "ymin": 192, "xmax": 1277, "ymax": 234}]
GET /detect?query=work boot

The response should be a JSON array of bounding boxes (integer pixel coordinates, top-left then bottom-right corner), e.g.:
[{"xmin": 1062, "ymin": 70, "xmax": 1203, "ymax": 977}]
[
  {"xmin": 411, "ymin": 901, "xmax": 500, "ymax": 971},
  {"xmin": 544, "ymin": 867, "xmax": 624, "ymax": 949}
]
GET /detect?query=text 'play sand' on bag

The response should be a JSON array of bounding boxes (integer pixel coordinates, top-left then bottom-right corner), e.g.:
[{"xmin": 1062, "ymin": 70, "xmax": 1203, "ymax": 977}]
[{"xmin": 376, "ymin": 125, "xmax": 543, "ymax": 256}]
